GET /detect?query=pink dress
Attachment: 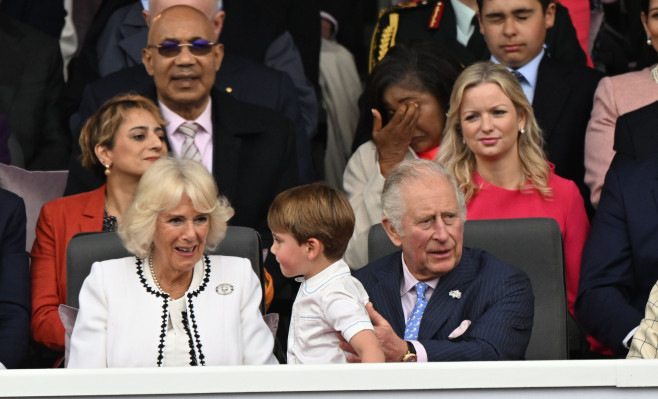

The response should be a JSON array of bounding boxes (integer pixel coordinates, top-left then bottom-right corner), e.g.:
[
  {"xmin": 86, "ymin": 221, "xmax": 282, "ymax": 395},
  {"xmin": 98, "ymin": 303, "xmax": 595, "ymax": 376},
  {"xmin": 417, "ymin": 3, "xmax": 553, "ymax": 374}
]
[{"xmin": 466, "ymin": 169, "xmax": 590, "ymax": 317}]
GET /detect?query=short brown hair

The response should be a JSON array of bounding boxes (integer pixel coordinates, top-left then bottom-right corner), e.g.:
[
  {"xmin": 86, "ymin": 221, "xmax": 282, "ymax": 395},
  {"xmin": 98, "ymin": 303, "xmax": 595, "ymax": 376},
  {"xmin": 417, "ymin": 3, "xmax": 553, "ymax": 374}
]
[
  {"xmin": 79, "ymin": 93, "xmax": 167, "ymax": 178},
  {"xmin": 267, "ymin": 183, "xmax": 355, "ymax": 261}
]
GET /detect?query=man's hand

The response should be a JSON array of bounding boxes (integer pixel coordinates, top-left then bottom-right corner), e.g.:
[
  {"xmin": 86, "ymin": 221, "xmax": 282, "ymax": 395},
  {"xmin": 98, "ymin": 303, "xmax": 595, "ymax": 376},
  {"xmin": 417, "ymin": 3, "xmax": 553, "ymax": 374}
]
[{"xmin": 339, "ymin": 302, "xmax": 408, "ymax": 362}]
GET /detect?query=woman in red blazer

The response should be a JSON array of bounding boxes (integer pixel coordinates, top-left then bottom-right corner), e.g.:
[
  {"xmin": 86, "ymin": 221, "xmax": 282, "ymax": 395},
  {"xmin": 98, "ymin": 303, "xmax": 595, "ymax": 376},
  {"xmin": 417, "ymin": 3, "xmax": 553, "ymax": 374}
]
[{"xmin": 30, "ymin": 94, "xmax": 168, "ymax": 358}]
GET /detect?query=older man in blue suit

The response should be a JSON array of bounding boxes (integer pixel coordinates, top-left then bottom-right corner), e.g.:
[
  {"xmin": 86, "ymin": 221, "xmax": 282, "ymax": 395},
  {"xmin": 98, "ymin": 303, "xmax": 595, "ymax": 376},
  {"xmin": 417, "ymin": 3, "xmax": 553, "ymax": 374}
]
[
  {"xmin": 0, "ymin": 188, "xmax": 29, "ymax": 368},
  {"xmin": 346, "ymin": 160, "xmax": 533, "ymax": 362}
]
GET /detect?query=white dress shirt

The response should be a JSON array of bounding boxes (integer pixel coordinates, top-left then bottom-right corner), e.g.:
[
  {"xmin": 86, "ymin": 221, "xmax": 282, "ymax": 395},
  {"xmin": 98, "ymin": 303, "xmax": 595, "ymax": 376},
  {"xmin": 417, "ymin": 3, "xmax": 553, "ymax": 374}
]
[{"xmin": 452, "ymin": 0, "xmax": 477, "ymax": 47}]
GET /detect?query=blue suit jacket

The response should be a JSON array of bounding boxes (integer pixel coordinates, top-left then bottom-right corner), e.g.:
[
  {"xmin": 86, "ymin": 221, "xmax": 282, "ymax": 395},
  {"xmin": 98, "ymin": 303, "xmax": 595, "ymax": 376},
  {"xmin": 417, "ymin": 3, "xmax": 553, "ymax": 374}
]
[
  {"xmin": 353, "ymin": 248, "xmax": 534, "ymax": 361},
  {"xmin": 575, "ymin": 154, "xmax": 658, "ymax": 355},
  {"xmin": 0, "ymin": 188, "xmax": 29, "ymax": 368}
]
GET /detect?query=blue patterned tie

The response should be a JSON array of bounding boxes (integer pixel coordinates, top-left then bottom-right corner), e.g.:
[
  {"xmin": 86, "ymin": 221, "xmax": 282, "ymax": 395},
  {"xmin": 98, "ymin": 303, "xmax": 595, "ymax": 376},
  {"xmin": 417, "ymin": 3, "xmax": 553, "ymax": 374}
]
[
  {"xmin": 404, "ymin": 282, "xmax": 428, "ymax": 340},
  {"xmin": 510, "ymin": 69, "xmax": 527, "ymax": 85}
]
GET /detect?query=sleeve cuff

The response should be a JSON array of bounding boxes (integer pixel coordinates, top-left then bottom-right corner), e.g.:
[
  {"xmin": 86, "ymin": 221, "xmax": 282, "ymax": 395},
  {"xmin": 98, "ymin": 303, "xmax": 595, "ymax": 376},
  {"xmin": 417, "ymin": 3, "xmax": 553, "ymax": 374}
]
[
  {"xmin": 410, "ymin": 340, "xmax": 428, "ymax": 362},
  {"xmin": 624, "ymin": 326, "xmax": 640, "ymax": 349}
]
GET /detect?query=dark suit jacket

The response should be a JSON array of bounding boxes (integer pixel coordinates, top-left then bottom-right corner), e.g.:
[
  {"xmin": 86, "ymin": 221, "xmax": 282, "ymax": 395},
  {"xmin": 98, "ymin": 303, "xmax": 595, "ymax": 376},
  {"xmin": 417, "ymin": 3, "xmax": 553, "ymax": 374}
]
[
  {"xmin": 353, "ymin": 248, "xmax": 534, "ymax": 360},
  {"xmin": 0, "ymin": 188, "xmax": 30, "ymax": 368},
  {"xmin": 613, "ymin": 100, "xmax": 658, "ymax": 163},
  {"xmin": 533, "ymin": 55, "xmax": 603, "ymax": 212},
  {"xmin": 575, "ymin": 154, "xmax": 658, "ymax": 355},
  {"xmin": 0, "ymin": 14, "xmax": 69, "ymax": 170}
]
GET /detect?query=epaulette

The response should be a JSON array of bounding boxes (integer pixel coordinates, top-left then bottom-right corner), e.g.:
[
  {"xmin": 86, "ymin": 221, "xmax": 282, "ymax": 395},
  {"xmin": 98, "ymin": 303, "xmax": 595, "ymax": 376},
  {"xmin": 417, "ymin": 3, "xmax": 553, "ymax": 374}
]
[{"xmin": 369, "ymin": 1, "xmax": 445, "ymax": 72}]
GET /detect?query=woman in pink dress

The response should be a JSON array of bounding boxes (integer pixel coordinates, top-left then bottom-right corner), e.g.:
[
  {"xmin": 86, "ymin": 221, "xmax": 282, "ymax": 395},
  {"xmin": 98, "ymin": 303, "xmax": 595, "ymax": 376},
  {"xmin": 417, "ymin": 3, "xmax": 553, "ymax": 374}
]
[{"xmin": 437, "ymin": 61, "xmax": 590, "ymax": 320}]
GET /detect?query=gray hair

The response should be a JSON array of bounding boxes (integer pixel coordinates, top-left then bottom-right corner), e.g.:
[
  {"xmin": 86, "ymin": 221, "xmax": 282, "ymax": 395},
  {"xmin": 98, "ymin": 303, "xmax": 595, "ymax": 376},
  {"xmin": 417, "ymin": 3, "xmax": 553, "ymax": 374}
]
[
  {"xmin": 381, "ymin": 159, "xmax": 466, "ymax": 233},
  {"xmin": 119, "ymin": 157, "xmax": 234, "ymax": 258}
]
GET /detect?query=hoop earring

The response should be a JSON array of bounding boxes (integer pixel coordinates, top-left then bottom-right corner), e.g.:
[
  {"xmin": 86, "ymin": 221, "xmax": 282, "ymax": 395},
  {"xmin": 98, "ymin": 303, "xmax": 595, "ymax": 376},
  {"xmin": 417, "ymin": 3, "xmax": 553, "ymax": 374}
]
[{"xmin": 104, "ymin": 164, "xmax": 111, "ymax": 176}]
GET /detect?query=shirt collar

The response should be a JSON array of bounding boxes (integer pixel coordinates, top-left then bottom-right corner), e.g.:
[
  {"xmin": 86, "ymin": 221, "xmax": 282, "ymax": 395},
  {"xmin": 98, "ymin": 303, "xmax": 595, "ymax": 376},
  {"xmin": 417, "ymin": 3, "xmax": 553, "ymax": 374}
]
[
  {"xmin": 491, "ymin": 48, "xmax": 544, "ymax": 91},
  {"xmin": 452, "ymin": 0, "xmax": 476, "ymax": 33},
  {"xmin": 296, "ymin": 259, "xmax": 351, "ymax": 294},
  {"xmin": 160, "ymin": 98, "xmax": 213, "ymax": 139},
  {"xmin": 399, "ymin": 253, "xmax": 439, "ymax": 297},
  {"xmin": 491, "ymin": 48, "xmax": 544, "ymax": 103}
]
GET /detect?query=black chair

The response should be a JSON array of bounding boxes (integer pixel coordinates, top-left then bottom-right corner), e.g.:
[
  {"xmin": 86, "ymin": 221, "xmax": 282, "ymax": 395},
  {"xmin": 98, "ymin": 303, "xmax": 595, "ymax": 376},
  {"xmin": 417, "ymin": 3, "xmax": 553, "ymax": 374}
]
[
  {"xmin": 367, "ymin": 218, "xmax": 568, "ymax": 360},
  {"xmin": 66, "ymin": 226, "xmax": 265, "ymax": 313}
]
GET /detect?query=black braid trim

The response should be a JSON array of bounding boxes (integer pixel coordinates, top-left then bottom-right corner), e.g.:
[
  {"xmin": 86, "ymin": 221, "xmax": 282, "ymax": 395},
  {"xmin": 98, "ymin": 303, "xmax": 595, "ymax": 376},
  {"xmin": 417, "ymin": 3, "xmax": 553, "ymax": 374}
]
[
  {"xmin": 185, "ymin": 254, "xmax": 211, "ymax": 366},
  {"xmin": 181, "ymin": 311, "xmax": 198, "ymax": 366},
  {"xmin": 136, "ymin": 256, "xmax": 169, "ymax": 367}
]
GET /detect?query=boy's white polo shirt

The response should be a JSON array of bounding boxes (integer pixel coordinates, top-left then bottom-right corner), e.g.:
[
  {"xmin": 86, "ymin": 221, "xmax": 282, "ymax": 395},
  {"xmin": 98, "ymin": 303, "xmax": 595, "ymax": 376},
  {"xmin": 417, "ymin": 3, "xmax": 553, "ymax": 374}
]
[{"xmin": 287, "ymin": 259, "xmax": 374, "ymax": 364}]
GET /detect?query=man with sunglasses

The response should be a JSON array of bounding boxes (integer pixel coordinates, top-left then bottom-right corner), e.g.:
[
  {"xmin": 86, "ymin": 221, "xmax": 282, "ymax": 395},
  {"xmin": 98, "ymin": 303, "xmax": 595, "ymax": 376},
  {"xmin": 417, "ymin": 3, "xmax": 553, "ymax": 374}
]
[{"xmin": 66, "ymin": 0, "xmax": 313, "ymax": 192}]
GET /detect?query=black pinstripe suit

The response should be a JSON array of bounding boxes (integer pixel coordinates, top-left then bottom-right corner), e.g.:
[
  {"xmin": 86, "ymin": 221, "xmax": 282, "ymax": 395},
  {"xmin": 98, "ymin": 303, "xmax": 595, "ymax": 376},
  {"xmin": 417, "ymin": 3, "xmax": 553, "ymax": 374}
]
[{"xmin": 353, "ymin": 248, "xmax": 534, "ymax": 361}]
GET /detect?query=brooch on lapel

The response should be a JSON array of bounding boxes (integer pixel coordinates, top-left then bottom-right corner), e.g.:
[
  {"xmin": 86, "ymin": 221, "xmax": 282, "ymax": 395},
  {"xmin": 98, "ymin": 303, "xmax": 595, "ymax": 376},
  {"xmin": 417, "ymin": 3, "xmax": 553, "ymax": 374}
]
[
  {"xmin": 216, "ymin": 283, "xmax": 234, "ymax": 295},
  {"xmin": 449, "ymin": 290, "xmax": 461, "ymax": 299}
]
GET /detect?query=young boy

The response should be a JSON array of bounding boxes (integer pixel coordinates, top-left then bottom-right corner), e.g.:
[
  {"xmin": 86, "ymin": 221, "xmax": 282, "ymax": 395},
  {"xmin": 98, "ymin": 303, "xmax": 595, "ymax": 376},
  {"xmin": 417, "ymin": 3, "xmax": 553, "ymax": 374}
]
[{"xmin": 268, "ymin": 182, "xmax": 385, "ymax": 364}]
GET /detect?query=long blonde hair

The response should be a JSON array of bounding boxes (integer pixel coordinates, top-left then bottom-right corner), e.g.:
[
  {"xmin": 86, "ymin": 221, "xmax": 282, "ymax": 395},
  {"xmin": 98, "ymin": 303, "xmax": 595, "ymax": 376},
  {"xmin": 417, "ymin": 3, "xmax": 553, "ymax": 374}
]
[{"xmin": 437, "ymin": 62, "xmax": 551, "ymax": 201}]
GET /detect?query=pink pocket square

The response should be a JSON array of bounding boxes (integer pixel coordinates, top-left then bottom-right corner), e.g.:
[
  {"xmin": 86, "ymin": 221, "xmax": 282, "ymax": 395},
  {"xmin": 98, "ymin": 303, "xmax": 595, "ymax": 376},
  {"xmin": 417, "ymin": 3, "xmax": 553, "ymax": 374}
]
[{"xmin": 448, "ymin": 320, "xmax": 471, "ymax": 339}]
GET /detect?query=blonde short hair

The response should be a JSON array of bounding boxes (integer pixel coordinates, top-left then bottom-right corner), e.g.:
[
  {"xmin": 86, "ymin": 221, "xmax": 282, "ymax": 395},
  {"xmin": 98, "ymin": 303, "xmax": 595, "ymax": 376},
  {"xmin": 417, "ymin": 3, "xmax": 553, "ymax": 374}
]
[
  {"xmin": 437, "ymin": 61, "xmax": 551, "ymax": 201},
  {"xmin": 119, "ymin": 157, "xmax": 234, "ymax": 258},
  {"xmin": 267, "ymin": 182, "xmax": 355, "ymax": 261},
  {"xmin": 79, "ymin": 93, "xmax": 167, "ymax": 178}
]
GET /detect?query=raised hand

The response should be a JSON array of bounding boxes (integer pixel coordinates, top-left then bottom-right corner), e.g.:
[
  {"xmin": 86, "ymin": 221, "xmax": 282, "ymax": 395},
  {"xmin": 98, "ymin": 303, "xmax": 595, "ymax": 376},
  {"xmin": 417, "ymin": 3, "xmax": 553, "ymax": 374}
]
[{"xmin": 372, "ymin": 102, "xmax": 419, "ymax": 178}]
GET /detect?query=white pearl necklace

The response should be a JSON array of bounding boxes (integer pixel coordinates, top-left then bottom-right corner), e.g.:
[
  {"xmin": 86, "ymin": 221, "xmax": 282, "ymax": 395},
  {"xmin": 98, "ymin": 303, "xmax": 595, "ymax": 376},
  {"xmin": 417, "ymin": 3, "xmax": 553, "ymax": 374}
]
[{"xmin": 148, "ymin": 251, "xmax": 165, "ymax": 294}]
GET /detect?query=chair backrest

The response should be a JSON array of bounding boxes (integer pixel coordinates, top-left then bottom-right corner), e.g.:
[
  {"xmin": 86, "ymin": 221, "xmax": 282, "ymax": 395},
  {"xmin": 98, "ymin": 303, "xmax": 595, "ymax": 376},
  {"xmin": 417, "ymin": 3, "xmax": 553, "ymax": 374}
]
[
  {"xmin": 66, "ymin": 226, "xmax": 265, "ymax": 312},
  {"xmin": 367, "ymin": 218, "xmax": 568, "ymax": 360},
  {"xmin": 0, "ymin": 163, "xmax": 68, "ymax": 251}
]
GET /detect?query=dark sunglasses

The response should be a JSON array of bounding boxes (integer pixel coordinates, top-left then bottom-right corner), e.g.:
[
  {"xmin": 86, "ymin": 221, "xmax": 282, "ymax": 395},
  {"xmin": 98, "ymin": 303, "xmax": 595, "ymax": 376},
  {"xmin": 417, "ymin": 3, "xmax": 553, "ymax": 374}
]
[{"xmin": 147, "ymin": 40, "xmax": 218, "ymax": 57}]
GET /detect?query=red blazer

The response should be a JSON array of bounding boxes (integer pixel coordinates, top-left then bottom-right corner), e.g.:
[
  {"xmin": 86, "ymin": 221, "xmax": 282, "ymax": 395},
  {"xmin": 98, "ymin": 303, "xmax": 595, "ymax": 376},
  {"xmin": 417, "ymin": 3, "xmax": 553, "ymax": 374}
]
[{"xmin": 30, "ymin": 186, "xmax": 105, "ymax": 351}]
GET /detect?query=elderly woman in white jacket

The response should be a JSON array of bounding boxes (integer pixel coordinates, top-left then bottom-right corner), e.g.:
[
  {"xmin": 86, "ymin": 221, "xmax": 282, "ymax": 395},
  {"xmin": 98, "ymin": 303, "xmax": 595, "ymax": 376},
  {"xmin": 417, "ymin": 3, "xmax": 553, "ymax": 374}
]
[{"xmin": 68, "ymin": 158, "xmax": 277, "ymax": 367}]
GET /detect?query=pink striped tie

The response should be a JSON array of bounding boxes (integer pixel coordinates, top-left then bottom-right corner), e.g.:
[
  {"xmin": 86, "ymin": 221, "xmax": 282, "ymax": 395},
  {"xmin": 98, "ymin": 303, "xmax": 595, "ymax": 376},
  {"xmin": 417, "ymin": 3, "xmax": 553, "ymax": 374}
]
[{"xmin": 177, "ymin": 122, "xmax": 202, "ymax": 162}]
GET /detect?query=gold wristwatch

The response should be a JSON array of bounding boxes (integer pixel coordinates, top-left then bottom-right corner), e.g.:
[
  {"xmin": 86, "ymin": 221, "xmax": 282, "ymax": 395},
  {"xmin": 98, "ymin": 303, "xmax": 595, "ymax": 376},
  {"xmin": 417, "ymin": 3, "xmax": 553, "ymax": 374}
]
[{"xmin": 401, "ymin": 341, "xmax": 417, "ymax": 362}]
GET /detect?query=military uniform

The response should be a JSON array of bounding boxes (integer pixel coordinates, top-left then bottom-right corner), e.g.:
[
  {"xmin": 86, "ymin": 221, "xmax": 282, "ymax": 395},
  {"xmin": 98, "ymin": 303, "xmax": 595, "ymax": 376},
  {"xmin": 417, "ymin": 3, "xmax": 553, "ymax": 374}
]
[{"xmin": 369, "ymin": 0, "xmax": 586, "ymax": 71}]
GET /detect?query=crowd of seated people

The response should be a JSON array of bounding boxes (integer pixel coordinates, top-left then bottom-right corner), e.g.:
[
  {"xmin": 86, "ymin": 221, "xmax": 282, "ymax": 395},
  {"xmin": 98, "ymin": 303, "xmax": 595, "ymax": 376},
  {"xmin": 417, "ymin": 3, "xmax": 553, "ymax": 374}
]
[{"xmin": 4, "ymin": 0, "xmax": 658, "ymax": 369}]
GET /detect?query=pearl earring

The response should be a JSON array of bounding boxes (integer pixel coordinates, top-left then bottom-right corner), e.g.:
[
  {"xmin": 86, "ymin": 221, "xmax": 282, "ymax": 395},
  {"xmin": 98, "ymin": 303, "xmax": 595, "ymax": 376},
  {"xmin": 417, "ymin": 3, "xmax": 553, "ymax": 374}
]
[
  {"xmin": 648, "ymin": 37, "xmax": 653, "ymax": 46},
  {"xmin": 104, "ymin": 164, "xmax": 111, "ymax": 176},
  {"xmin": 520, "ymin": 128, "xmax": 525, "ymax": 135},
  {"xmin": 462, "ymin": 137, "xmax": 465, "ymax": 144}
]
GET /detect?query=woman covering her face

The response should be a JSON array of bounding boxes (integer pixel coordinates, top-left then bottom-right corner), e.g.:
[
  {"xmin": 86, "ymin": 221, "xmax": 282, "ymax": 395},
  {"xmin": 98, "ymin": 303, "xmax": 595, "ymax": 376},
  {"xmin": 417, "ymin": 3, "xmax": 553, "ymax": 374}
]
[
  {"xmin": 343, "ymin": 41, "xmax": 462, "ymax": 269},
  {"xmin": 437, "ymin": 61, "xmax": 589, "ymax": 324},
  {"xmin": 68, "ymin": 157, "xmax": 277, "ymax": 367}
]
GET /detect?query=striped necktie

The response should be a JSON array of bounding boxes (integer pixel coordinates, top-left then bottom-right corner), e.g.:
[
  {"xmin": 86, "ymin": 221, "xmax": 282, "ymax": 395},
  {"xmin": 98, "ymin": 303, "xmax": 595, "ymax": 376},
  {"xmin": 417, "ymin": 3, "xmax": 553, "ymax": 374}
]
[
  {"xmin": 177, "ymin": 122, "xmax": 202, "ymax": 162},
  {"xmin": 404, "ymin": 282, "xmax": 428, "ymax": 340}
]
